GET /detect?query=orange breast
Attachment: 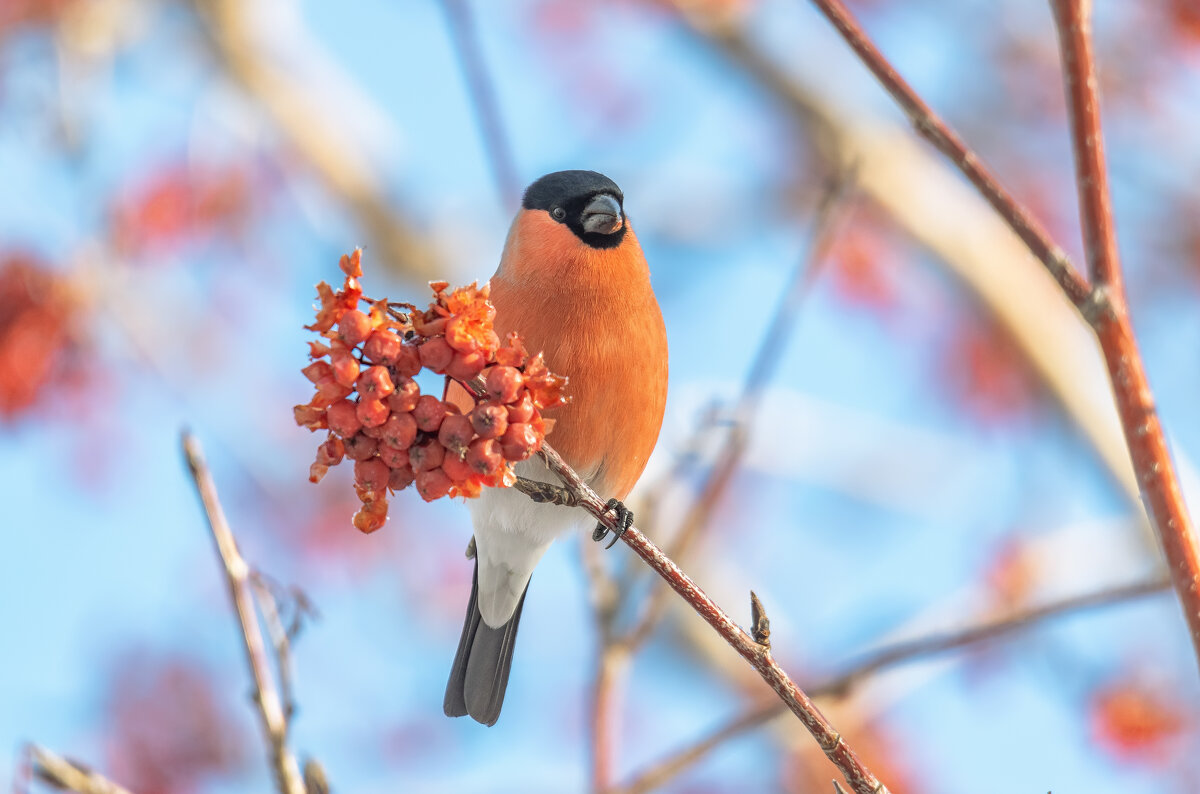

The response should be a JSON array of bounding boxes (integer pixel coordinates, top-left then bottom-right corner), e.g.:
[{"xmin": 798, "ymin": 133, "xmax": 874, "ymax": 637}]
[{"xmin": 488, "ymin": 210, "xmax": 668, "ymax": 499}]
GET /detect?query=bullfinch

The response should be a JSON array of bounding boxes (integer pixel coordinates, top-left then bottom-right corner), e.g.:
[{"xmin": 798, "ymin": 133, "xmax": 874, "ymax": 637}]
[{"xmin": 443, "ymin": 170, "xmax": 669, "ymax": 726}]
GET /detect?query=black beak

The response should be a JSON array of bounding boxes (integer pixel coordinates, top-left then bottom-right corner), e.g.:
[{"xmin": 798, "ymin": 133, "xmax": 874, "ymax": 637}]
[{"xmin": 581, "ymin": 193, "xmax": 624, "ymax": 235}]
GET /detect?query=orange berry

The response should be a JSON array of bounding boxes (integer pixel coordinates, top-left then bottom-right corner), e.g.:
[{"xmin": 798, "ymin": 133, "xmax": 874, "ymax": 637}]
[
  {"xmin": 356, "ymin": 365, "xmax": 395, "ymax": 399},
  {"xmin": 486, "ymin": 366, "xmax": 524, "ymax": 403},
  {"xmin": 415, "ymin": 468, "xmax": 453, "ymax": 501},
  {"xmin": 441, "ymin": 452, "xmax": 473, "ymax": 484},
  {"xmin": 338, "ymin": 309, "xmax": 372, "ymax": 346},
  {"xmin": 409, "ymin": 440, "xmax": 446, "ymax": 472},
  {"xmin": 387, "ymin": 376, "xmax": 420, "ymax": 413},
  {"xmin": 437, "ymin": 413, "xmax": 475, "ymax": 455},
  {"xmin": 308, "ymin": 462, "xmax": 329, "ymax": 484},
  {"xmin": 354, "ymin": 457, "xmax": 390, "ymax": 492},
  {"xmin": 326, "ymin": 399, "xmax": 362, "ymax": 437},
  {"xmin": 500, "ymin": 422, "xmax": 539, "ymax": 461},
  {"xmin": 356, "ymin": 397, "xmax": 389, "ymax": 428},
  {"xmin": 419, "ymin": 337, "xmax": 454, "ymax": 374},
  {"xmin": 466, "ymin": 437, "xmax": 503, "ymax": 475},
  {"xmin": 392, "ymin": 343, "xmax": 422, "ymax": 378},
  {"xmin": 388, "ymin": 464, "xmax": 415, "ymax": 491},
  {"xmin": 343, "ymin": 433, "xmax": 379, "ymax": 461},
  {"xmin": 330, "ymin": 352, "xmax": 360, "ymax": 388},
  {"xmin": 377, "ymin": 444, "xmax": 409, "ymax": 468},
  {"xmin": 363, "ymin": 329, "xmax": 402, "ymax": 364},
  {"xmin": 353, "ymin": 499, "xmax": 388, "ymax": 533},
  {"xmin": 470, "ymin": 403, "xmax": 508, "ymax": 440},
  {"xmin": 445, "ymin": 348, "xmax": 487, "ymax": 381},
  {"xmin": 379, "ymin": 411, "xmax": 418, "ymax": 450},
  {"xmin": 413, "ymin": 394, "xmax": 446, "ymax": 433},
  {"xmin": 506, "ymin": 391, "xmax": 535, "ymax": 423}
]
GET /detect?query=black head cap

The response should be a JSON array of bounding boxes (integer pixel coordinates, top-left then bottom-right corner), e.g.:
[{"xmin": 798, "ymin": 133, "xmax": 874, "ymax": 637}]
[{"xmin": 522, "ymin": 170, "xmax": 627, "ymax": 250}]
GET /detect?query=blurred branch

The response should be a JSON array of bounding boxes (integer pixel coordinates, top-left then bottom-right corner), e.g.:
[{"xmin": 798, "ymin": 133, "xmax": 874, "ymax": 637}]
[
  {"xmin": 189, "ymin": 0, "xmax": 441, "ymax": 280},
  {"xmin": 19, "ymin": 745, "xmax": 134, "ymax": 794},
  {"xmin": 674, "ymin": 10, "xmax": 1146, "ymax": 513},
  {"xmin": 529, "ymin": 440, "xmax": 892, "ymax": 794},
  {"xmin": 607, "ymin": 573, "xmax": 1171, "ymax": 794},
  {"xmin": 440, "ymin": 0, "xmax": 522, "ymax": 209},
  {"xmin": 182, "ymin": 432, "xmax": 307, "ymax": 794},
  {"xmin": 624, "ymin": 172, "xmax": 853, "ymax": 653},
  {"xmin": 250, "ymin": 572, "xmax": 318, "ymax": 724},
  {"xmin": 803, "ymin": 0, "xmax": 1090, "ymax": 308},
  {"xmin": 1047, "ymin": 0, "xmax": 1200, "ymax": 672}
]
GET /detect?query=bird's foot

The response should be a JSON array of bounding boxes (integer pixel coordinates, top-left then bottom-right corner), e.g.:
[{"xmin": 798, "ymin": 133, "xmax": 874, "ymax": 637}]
[{"xmin": 592, "ymin": 498, "xmax": 633, "ymax": 549}]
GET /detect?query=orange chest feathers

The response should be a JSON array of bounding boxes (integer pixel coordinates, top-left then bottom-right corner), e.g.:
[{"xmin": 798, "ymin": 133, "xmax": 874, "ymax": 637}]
[{"xmin": 489, "ymin": 210, "xmax": 668, "ymax": 498}]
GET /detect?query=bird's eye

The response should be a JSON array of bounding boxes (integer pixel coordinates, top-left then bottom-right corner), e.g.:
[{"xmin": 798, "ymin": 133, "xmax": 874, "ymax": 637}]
[{"xmin": 551, "ymin": 207, "xmax": 567, "ymax": 221}]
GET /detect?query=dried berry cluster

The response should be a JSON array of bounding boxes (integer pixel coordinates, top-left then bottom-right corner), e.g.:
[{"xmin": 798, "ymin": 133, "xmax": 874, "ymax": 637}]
[{"xmin": 294, "ymin": 249, "xmax": 567, "ymax": 533}]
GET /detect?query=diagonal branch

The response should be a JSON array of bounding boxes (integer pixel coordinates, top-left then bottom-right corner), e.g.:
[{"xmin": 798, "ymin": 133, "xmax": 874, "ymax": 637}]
[
  {"xmin": 804, "ymin": 0, "xmax": 1091, "ymax": 309},
  {"xmin": 531, "ymin": 441, "xmax": 891, "ymax": 794},
  {"xmin": 182, "ymin": 433, "xmax": 307, "ymax": 794},
  {"xmin": 606, "ymin": 574, "xmax": 1171, "ymax": 794},
  {"xmin": 19, "ymin": 745, "xmax": 135, "ymax": 794},
  {"xmin": 1047, "ymin": 0, "xmax": 1200, "ymax": 672}
]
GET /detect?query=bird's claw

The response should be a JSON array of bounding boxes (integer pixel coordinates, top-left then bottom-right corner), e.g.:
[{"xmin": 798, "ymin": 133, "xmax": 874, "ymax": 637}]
[{"xmin": 592, "ymin": 498, "xmax": 633, "ymax": 549}]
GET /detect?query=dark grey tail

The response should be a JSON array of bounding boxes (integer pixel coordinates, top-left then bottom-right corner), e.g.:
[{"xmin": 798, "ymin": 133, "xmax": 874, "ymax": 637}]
[{"xmin": 443, "ymin": 562, "xmax": 528, "ymax": 726}]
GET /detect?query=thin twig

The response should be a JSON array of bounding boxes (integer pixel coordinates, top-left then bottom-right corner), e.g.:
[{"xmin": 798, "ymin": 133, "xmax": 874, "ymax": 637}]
[
  {"xmin": 182, "ymin": 433, "xmax": 306, "ymax": 794},
  {"xmin": 623, "ymin": 173, "xmax": 854, "ymax": 652},
  {"xmin": 20, "ymin": 745, "xmax": 135, "ymax": 794},
  {"xmin": 1047, "ymin": 0, "xmax": 1200, "ymax": 672},
  {"xmin": 250, "ymin": 572, "xmax": 315, "ymax": 724},
  {"xmin": 805, "ymin": 0, "xmax": 1092, "ymax": 309},
  {"xmin": 533, "ymin": 440, "xmax": 890, "ymax": 794},
  {"xmin": 607, "ymin": 574, "xmax": 1171, "ymax": 794},
  {"xmin": 440, "ymin": 0, "xmax": 522, "ymax": 209}
]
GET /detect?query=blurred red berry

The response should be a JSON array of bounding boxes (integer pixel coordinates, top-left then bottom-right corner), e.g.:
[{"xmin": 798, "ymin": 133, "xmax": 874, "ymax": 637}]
[
  {"xmin": 392, "ymin": 343, "xmax": 422, "ymax": 377},
  {"xmin": 377, "ymin": 444, "xmax": 409, "ymax": 468},
  {"xmin": 308, "ymin": 463, "xmax": 329, "ymax": 484},
  {"xmin": 353, "ymin": 499, "xmax": 388, "ymax": 533}
]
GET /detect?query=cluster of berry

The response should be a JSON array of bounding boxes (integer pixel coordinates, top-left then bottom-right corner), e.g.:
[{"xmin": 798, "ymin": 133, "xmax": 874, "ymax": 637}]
[{"xmin": 294, "ymin": 249, "xmax": 567, "ymax": 532}]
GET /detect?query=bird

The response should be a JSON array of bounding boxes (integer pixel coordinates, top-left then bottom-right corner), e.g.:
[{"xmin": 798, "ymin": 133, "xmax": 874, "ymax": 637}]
[{"xmin": 443, "ymin": 170, "xmax": 669, "ymax": 726}]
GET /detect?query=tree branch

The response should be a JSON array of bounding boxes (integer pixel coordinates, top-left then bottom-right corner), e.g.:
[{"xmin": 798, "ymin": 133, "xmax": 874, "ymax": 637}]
[
  {"xmin": 182, "ymin": 432, "xmax": 307, "ymax": 794},
  {"xmin": 440, "ymin": 0, "xmax": 522, "ymax": 210},
  {"xmin": 607, "ymin": 574, "xmax": 1171, "ymax": 794},
  {"xmin": 804, "ymin": 0, "xmax": 1091, "ymax": 309},
  {"xmin": 531, "ymin": 441, "xmax": 891, "ymax": 794},
  {"xmin": 1047, "ymin": 0, "xmax": 1200, "ymax": 673},
  {"xmin": 19, "ymin": 745, "xmax": 135, "ymax": 794}
]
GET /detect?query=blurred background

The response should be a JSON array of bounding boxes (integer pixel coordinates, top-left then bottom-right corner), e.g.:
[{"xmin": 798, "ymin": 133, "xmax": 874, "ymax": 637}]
[{"xmin": 3, "ymin": 0, "xmax": 1200, "ymax": 792}]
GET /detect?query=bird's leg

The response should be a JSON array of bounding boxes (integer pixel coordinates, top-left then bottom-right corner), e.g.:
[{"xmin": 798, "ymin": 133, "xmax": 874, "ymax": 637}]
[{"xmin": 592, "ymin": 498, "xmax": 633, "ymax": 549}]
